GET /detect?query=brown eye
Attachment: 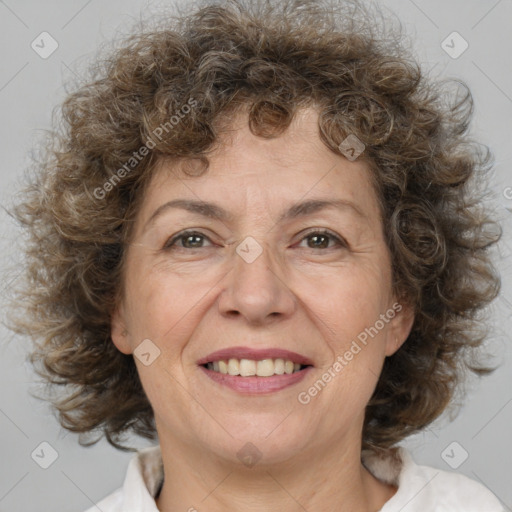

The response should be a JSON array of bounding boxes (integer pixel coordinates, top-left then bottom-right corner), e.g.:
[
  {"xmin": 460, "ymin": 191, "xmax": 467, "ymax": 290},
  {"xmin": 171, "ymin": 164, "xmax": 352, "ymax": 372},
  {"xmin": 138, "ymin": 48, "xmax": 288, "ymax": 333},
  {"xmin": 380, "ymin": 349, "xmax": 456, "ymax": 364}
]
[
  {"xmin": 299, "ymin": 230, "xmax": 347, "ymax": 250},
  {"xmin": 164, "ymin": 231, "xmax": 212, "ymax": 250}
]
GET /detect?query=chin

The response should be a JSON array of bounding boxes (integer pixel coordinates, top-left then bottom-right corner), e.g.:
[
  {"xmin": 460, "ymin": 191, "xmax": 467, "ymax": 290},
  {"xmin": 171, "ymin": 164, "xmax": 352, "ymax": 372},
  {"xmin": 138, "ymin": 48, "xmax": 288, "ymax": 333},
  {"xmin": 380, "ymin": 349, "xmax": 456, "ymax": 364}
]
[{"xmin": 206, "ymin": 415, "xmax": 310, "ymax": 466}]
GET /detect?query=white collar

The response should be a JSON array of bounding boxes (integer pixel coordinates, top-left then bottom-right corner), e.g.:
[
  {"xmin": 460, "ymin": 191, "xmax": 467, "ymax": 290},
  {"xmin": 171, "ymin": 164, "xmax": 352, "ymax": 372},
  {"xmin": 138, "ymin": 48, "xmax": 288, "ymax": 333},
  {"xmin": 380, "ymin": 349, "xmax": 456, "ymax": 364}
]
[{"xmin": 115, "ymin": 444, "xmax": 503, "ymax": 511}]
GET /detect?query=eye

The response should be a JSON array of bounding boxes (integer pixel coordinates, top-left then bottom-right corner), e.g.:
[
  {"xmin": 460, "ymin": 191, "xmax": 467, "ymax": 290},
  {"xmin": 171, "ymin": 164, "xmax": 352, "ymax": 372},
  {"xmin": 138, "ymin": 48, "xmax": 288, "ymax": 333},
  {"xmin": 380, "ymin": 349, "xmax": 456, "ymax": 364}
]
[
  {"xmin": 163, "ymin": 229, "xmax": 347, "ymax": 252},
  {"xmin": 163, "ymin": 230, "xmax": 213, "ymax": 250},
  {"xmin": 298, "ymin": 229, "xmax": 348, "ymax": 250}
]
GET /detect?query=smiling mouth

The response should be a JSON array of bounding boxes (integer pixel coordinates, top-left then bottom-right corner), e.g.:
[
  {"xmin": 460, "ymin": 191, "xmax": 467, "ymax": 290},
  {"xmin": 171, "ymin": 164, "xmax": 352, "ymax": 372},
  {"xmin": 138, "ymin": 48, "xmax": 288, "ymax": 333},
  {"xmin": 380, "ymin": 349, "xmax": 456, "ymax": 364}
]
[{"xmin": 202, "ymin": 358, "xmax": 311, "ymax": 377}]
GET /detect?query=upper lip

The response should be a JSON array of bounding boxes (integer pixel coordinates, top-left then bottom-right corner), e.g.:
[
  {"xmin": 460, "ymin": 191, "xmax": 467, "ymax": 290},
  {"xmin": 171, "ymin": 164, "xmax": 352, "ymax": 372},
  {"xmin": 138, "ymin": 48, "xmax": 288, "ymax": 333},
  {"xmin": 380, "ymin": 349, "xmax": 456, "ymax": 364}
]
[{"xmin": 197, "ymin": 346, "xmax": 314, "ymax": 366}]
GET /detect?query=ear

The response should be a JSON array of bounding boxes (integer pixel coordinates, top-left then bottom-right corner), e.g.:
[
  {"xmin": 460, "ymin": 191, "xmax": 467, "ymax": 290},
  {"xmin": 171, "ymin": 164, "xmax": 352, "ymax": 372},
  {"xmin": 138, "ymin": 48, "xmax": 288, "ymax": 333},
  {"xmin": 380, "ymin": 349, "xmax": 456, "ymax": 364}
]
[
  {"xmin": 110, "ymin": 301, "xmax": 133, "ymax": 355},
  {"xmin": 384, "ymin": 299, "xmax": 415, "ymax": 357}
]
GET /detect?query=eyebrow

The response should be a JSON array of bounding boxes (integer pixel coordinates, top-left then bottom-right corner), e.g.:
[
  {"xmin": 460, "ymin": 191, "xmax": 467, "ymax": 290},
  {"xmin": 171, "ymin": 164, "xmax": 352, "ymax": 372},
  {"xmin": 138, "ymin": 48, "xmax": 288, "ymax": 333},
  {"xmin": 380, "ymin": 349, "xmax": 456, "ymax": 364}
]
[{"xmin": 144, "ymin": 197, "xmax": 368, "ymax": 231}]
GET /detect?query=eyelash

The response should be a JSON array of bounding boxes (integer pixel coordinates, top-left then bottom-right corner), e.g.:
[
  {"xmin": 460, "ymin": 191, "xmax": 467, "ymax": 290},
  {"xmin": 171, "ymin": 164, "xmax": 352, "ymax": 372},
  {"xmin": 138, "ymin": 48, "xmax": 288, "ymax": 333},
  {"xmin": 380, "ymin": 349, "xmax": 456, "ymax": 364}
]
[{"xmin": 163, "ymin": 229, "xmax": 348, "ymax": 251}]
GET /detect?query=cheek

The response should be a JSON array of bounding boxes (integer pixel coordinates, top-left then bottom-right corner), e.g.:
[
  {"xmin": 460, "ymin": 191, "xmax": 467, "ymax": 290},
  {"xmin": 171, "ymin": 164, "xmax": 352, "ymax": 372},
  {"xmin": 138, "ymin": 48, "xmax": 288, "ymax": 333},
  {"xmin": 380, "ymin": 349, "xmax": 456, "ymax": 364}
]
[
  {"xmin": 123, "ymin": 260, "xmax": 221, "ymax": 346},
  {"xmin": 298, "ymin": 260, "xmax": 392, "ymax": 342},
  {"xmin": 315, "ymin": 267, "xmax": 393, "ymax": 405}
]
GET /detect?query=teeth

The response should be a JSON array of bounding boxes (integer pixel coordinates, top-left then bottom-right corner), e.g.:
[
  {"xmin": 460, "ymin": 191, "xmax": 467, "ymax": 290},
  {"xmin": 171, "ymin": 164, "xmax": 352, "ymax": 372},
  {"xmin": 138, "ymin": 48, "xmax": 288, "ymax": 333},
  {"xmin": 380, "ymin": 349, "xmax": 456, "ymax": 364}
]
[
  {"xmin": 256, "ymin": 359, "xmax": 274, "ymax": 377},
  {"xmin": 274, "ymin": 358, "xmax": 285, "ymax": 375},
  {"xmin": 205, "ymin": 358, "xmax": 305, "ymax": 377},
  {"xmin": 239, "ymin": 359, "xmax": 256, "ymax": 376},
  {"xmin": 218, "ymin": 360, "xmax": 228, "ymax": 374},
  {"xmin": 227, "ymin": 358, "xmax": 239, "ymax": 375}
]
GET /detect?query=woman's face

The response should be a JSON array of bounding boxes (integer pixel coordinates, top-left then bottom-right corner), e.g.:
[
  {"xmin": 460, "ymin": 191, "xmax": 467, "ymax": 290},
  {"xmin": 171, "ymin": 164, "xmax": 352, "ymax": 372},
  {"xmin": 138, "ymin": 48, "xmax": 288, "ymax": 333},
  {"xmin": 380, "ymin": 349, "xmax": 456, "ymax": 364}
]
[{"xmin": 112, "ymin": 107, "xmax": 413, "ymax": 466}]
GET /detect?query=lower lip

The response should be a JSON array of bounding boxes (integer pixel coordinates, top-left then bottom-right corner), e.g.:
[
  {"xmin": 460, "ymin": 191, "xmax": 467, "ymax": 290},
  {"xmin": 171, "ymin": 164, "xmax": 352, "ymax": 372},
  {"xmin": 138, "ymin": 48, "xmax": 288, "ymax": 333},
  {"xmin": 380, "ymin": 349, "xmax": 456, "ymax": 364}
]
[{"xmin": 199, "ymin": 366, "xmax": 312, "ymax": 394}]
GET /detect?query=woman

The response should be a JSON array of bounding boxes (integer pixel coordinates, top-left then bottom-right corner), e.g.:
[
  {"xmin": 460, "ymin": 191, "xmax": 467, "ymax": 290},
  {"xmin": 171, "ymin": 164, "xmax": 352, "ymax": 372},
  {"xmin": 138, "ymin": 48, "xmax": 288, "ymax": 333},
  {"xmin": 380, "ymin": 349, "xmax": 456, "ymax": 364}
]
[{"xmin": 10, "ymin": 0, "xmax": 504, "ymax": 510}]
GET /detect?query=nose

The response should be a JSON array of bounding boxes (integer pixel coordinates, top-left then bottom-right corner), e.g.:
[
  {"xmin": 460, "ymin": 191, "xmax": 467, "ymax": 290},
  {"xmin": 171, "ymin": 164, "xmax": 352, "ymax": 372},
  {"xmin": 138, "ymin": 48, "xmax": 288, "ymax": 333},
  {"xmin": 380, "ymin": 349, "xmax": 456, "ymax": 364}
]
[{"xmin": 217, "ymin": 238, "xmax": 296, "ymax": 325}]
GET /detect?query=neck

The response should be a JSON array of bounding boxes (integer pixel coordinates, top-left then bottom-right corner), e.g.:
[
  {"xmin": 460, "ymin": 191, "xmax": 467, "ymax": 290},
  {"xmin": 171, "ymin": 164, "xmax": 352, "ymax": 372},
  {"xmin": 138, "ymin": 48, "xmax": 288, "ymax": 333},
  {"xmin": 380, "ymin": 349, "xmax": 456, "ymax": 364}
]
[{"xmin": 154, "ymin": 433, "xmax": 396, "ymax": 512}]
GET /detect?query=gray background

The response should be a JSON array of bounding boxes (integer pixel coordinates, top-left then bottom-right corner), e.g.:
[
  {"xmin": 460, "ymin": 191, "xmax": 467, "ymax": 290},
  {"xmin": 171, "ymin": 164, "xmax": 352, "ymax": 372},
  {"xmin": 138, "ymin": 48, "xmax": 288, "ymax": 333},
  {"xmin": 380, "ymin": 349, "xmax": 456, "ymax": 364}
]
[{"xmin": 0, "ymin": 0, "xmax": 511, "ymax": 510}]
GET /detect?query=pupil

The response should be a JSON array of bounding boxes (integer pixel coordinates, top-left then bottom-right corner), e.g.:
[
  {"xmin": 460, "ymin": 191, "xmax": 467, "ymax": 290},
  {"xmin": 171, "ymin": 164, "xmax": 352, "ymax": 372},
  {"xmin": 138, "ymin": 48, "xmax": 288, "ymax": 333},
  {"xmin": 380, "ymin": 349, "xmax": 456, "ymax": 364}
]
[
  {"xmin": 310, "ymin": 234, "xmax": 328, "ymax": 249},
  {"xmin": 185, "ymin": 235, "xmax": 202, "ymax": 248}
]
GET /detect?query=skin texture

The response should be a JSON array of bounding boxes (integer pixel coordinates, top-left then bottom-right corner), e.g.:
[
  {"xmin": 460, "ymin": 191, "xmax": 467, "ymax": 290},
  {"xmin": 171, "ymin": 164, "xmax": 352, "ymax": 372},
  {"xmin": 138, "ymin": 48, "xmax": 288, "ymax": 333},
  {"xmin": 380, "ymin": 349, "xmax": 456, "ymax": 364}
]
[{"xmin": 111, "ymin": 107, "xmax": 414, "ymax": 512}]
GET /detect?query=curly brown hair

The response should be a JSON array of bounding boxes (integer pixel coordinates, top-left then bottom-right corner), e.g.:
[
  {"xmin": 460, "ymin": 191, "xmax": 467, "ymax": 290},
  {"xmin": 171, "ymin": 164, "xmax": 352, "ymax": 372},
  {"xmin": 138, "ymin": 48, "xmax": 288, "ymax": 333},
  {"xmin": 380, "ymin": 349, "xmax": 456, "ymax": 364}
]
[{"xmin": 9, "ymin": 0, "xmax": 501, "ymax": 452}]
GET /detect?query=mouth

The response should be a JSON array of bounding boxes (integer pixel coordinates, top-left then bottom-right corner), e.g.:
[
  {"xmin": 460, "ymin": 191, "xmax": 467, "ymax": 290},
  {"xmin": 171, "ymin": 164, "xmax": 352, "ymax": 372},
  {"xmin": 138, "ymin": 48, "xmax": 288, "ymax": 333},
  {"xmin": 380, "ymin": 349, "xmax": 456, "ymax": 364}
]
[
  {"xmin": 201, "ymin": 358, "xmax": 311, "ymax": 377},
  {"xmin": 196, "ymin": 347, "xmax": 314, "ymax": 391}
]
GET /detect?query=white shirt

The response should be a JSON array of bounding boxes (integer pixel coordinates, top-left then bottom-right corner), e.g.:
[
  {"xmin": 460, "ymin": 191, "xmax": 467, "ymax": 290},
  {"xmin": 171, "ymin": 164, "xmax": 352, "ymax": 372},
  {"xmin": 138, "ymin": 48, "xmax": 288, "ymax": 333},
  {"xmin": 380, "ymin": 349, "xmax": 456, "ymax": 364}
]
[{"xmin": 84, "ymin": 445, "xmax": 504, "ymax": 511}]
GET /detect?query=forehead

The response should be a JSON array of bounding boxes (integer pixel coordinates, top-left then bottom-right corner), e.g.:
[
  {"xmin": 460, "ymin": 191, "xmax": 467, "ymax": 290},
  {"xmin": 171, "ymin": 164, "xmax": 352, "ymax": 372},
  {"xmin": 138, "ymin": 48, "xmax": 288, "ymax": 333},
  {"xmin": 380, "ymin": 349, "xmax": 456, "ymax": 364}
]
[{"xmin": 134, "ymin": 106, "xmax": 381, "ymax": 231}]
